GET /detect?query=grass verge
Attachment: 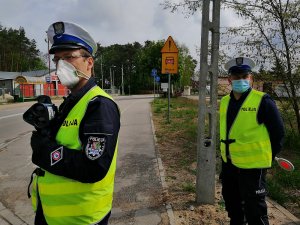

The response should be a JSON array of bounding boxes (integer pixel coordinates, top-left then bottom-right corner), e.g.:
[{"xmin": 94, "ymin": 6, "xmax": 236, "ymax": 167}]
[{"xmin": 152, "ymin": 97, "xmax": 228, "ymax": 224}]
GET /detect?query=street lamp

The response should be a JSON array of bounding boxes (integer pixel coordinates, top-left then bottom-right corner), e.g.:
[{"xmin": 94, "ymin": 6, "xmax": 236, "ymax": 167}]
[
  {"xmin": 128, "ymin": 65, "xmax": 135, "ymax": 96},
  {"xmin": 112, "ymin": 70, "xmax": 115, "ymax": 87},
  {"xmin": 121, "ymin": 64, "xmax": 124, "ymax": 95},
  {"xmin": 110, "ymin": 65, "xmax": 116, "ymax": 92},
  {"xmin": 109, "ymin": 67, "xmax": 112, "ymax": 89},
  {"xmin": 100, "ymin": 55, "xmax": 104, "ymax": 89}
]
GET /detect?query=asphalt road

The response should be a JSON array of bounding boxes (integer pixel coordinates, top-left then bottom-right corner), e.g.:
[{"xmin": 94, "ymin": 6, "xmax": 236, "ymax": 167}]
[{"xmin": 0, "ymin": 95, "xmax": 167, "ymax": 225}]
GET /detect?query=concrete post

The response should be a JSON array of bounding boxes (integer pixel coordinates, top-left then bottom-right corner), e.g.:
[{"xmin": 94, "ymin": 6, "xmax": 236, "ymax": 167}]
[{"xmin": 196, "ymin": 0, "xmax": 220, "ymax": 204}]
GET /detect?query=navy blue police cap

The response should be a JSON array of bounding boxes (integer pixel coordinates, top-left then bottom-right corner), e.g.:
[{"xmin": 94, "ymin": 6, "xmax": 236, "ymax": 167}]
[
  {"xmin": 47, "ymin": 21, "xmax": 97, "ymax": 56},
  {"xmin": 224, "ymin": 57, "xmax": 255, "ymax": 75}
]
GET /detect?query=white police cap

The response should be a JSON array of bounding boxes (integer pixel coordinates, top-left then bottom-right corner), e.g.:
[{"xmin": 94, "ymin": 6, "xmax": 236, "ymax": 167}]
[
  {"xmin": 47, "ymin": 21, "xmax": 97, "ymax": 56},
  {"xmin": 224, "ymin": 57, "xmax": 255, "ymax": 74}
]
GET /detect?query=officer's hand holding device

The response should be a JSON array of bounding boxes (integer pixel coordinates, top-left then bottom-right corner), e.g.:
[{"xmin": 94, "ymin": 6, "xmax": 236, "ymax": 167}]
[
  {"xmin": 23, "ymin": 95, "xmax": 58, "ymax": 136},
  {"xmin": 23, "ymin": 95, "xmax": 63, "ymax": 169}
]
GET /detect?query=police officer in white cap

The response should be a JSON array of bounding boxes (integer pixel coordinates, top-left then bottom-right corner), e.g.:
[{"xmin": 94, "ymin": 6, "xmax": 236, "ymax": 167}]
[
  {"xmin": 219, "ymin": 57, "xmax": 284, "ymax": 225},
  {"xmin": 29, "ymin": 21, "xmax": 120, "ymax": 225}
]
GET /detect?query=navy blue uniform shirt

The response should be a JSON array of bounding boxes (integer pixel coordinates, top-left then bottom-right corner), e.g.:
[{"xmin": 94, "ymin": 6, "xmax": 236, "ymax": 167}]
[
  {"xmin": 47, "ymin": 77, "xmax": 120, "ymax": 183},
  {"xmin": 227, "ymin": 88, "xmax": 284, "ymax": 159}
]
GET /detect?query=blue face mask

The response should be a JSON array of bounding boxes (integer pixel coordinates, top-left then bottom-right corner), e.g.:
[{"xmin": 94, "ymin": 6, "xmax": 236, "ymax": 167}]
[{"xmin": 232, "ymin": 79, "xmax": 250, "ymax": 93}]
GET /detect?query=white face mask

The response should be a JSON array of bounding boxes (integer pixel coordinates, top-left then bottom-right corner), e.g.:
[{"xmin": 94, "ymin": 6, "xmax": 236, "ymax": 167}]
[{"xmin": 56, "ymin": 60, "xmax": 90, "ymax": 88}]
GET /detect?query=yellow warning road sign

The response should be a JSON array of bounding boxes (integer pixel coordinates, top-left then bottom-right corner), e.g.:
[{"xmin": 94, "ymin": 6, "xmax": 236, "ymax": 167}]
[{"xmin": 161, "ymin": 36, "xmax": 178, "ymax": 74}]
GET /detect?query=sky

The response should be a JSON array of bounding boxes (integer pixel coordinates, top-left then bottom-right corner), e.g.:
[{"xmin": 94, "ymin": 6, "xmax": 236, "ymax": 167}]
[{"xmin": 0, "ymin": 0, "xmax": 243, "ymax": 66}]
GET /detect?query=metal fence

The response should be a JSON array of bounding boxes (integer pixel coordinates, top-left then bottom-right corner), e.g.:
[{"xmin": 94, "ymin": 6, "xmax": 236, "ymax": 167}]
[
  {"xmin": 0, "ymin": 88, "xmax": 13, "ymax": 95},
  {"xmin": 10, "ymin": 87, "xmax": 69, "ymax": 101},
  {"xmin": 0, "ymin": 86, "xmax": 120, "ymax": 102}
]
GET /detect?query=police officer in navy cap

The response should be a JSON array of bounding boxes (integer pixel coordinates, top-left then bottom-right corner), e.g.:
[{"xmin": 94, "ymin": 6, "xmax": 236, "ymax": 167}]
[
  {"xmin": 219, "ymin": 57, "xmax": 284, "ymax": 225},
  {"xmin": 29, "ymin": 21, "xmax": 120, "ymax": 225}
]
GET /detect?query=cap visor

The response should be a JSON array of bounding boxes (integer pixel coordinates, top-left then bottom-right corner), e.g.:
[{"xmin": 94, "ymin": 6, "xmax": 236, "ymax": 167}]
[{"xmin": 49, "ymin": 45, "xmax": 82, "ymax": 54}]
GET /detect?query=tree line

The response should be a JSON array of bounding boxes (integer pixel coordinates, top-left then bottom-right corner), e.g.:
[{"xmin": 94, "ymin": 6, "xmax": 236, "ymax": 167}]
[
  {"xmin": 94, "ymin": 40, "xmax": 197, "ymax": 95},
  {"xmin": 0, "ymin": 23, "xmax": 197, "ymax": 95},
  {"xmin": 0, "ymin": 24, "xmax": 46, "ymax": 71}
]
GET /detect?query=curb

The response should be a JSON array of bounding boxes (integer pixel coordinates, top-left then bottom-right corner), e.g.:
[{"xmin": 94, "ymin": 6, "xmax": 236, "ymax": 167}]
[
  {"xmin": 0, "ymin": 202, "xmax": 28, "ymax": 225},
  {"xmin": 150, "ymin": 111, "xmax": 176, "ymax": 225},
  {"xmin": 267, "ymin": 198, "xmax": 300, "ymax": 224}
]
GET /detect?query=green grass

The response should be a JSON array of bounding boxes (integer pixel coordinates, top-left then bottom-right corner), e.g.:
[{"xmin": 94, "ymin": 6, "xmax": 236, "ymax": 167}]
[
  {"xmin": 218, "ymin": 198, "xmax": 226, "ymax": 210},
  {"xmin": 182, "ymin": 182, "xmax": 196, "ymax": 193},
  {"xmin": 283, "ymin": 130, "xmax": 300, "ymax": 152},
  {"xmin": 152, "ymin": 97, "xmax": 198, "ymax": 142},
  {"xmin": 267, "ymin": 156, "xmax": 300, "ymax": 208},
  {"xmin": 267, "ymin": 181, "xmax": 288, "ymax": 204}
]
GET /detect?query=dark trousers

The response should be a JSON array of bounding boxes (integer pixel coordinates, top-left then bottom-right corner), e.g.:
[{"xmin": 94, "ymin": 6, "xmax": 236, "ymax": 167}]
[
  {"xmin": 35, "ymin": 197, "xmax": 111, "ymax": 225},
  {"xmin": 221, "ymin": 160, "xmax": 269, "ymax": 225}
]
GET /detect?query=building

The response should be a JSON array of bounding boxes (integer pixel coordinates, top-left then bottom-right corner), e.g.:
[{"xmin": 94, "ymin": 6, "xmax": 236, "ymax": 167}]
[{"xmin": 0, "ymin": 70, "xmax": 67, "ymax": 101}]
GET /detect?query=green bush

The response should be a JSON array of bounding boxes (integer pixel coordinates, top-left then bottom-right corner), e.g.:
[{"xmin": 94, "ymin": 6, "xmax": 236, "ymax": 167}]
[{"xmin": 283, "ymin": 130, "xmax": 300, "ymax": 153}]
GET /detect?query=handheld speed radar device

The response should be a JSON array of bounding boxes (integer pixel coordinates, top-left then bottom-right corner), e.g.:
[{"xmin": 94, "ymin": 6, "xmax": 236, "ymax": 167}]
[{"xmin": 23, "ymin": 95, "xmax": 58, "ymax": 132}]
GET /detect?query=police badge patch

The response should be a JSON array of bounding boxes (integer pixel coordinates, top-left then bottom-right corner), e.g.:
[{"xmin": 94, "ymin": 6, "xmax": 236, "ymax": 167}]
[
  {"xmin": 53, "ymin": 22, "xmax": 65, "ymax": 35},
  {"xmin": 50, "ymin": 146, "xmax": 63, "ymax": 166},
  {"xmin": 236, "ymin": 57, "xmax": 244, "ymax": 66},
  {"xmin": 86, "ymin": 136, "xmax": 106, "ymax": 160}
]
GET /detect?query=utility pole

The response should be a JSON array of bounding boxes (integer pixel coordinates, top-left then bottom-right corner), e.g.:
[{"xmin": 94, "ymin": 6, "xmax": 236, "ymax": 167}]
[
  {"xmin": 47, "ymin": 36, "xmax": 51, "ymax": 96},
  {"xmin": 109, "ymin": 67, "xmax": 112, "ymax": 90},
  {"xmin": 196, "ymin": 0, "xmax": 220, "ymax": 204},
  {"xmin": 101, "ymin": 55, "xmax": 104, "ymax": 88},
  {"xmin": 121, "ymin": 64, "xmax": 124, "ymax": 95},
  {"xmin": 110, "ymin": 65, "xmax": 116, "ymax": 94},
  {"xmin": 112, "ymin": 70, "xmax": 115, "ymax": 88}
]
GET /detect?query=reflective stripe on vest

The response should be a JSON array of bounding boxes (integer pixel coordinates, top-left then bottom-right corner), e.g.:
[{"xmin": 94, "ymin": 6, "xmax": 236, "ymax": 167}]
[
  {"xmin": 219, "ymin": 89, "xmax": 272, "ymax": 169},
  {"xmin": 31, "ymin": 86, "xmax": 119, "ymax": 225}
]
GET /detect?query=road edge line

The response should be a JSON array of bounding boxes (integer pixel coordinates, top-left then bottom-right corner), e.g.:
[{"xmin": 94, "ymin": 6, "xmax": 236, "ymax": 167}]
[
  {"xmin": 150, "ymin": 111, "xmax": 176, "ymax": 225},
  {"xmin": 0, "ymin": 201, "xmax": 28, "ymax": 225},
  {"xmin": 266, "ymin": 197, "xmax": 300, "ymax": 224}
]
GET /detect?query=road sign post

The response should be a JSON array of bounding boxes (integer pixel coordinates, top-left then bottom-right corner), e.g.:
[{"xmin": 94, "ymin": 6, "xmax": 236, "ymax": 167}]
[
  {"xmin": 161, "ymin": 36, "xmax": 179, "ymax": 123},
  {"xmin": 151, "ymin": 69, "xmax": 157, "ymax": 98},
  {"xmin": 161, "ymin": 36, "xmax": 178, "ymax": 75},
  {"xmin": 168, "ymin": 73, "xmax": 171, "ymax": 123},
  {"xmin": 154, "ymin": 76, "xmax": 156, "ymax": 98}
]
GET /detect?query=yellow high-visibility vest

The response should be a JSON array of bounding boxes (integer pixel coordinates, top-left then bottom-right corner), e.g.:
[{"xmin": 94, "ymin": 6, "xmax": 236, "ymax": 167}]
[
  {"xmin": 31, "ymin": 86, "xmax": 119, "ymax": 225},
  {"xmin": 219, "ymin": 89, "xmax": 272, "ymax": 168}
]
